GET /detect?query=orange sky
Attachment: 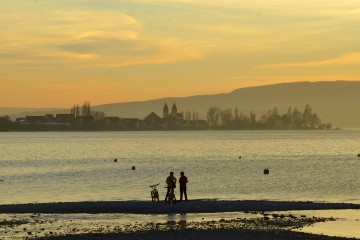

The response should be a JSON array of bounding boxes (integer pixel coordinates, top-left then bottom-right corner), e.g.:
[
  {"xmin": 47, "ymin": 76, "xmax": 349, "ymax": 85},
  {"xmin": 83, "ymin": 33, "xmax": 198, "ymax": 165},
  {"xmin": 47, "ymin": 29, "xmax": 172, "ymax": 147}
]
[{"xmin": 1, "ymin": 0, "xmax": 360, "ymax": 108}]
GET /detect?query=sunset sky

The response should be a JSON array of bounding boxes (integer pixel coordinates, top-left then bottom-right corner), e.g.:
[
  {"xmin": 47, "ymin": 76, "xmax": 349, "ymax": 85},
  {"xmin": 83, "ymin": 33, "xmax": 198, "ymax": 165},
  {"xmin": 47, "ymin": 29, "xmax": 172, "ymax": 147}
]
[{"xmin": 1, "ymin": 0, "xmax": 360, "ymax": 108}]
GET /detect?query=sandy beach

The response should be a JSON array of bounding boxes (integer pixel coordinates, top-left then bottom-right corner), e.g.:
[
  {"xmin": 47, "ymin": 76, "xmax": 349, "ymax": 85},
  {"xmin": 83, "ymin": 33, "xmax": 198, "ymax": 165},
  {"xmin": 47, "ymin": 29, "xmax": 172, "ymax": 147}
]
[
  {"xmin": 1, "ymin": 200, "xmax": 359, "ymax": 240},
  {"xmin": 1, "ymin": 200, "xmax": 359, "ymax": 214}
]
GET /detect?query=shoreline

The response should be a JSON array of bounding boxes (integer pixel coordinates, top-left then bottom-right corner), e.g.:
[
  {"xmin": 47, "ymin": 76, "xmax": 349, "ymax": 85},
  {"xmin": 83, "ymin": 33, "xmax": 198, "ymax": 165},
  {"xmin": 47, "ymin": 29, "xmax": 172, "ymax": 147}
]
[
  {"xmin": 1, "ymin": 210, "xmax": 359, "ymax": 240},
  {"xmin": 33, "ymin": 229, "xmax": 357, "ymax": 240},
  {"xmin": 1, "ymin": 200, "xmax": 360, "ymax": 214},
  {"xmin": 1, "ymin": 200, "xmax": 359, "ymax": 240}
]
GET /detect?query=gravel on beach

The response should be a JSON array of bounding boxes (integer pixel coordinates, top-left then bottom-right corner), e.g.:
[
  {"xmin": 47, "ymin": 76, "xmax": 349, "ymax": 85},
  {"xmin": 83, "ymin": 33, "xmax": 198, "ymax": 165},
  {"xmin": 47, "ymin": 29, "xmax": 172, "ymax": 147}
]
[
  {"xmin": 1, "ymin": 200, "xmax": 359, "ymax": 240},
  {"xmin": 0, "ymin": 211, "xmax": 355, "ymax": 240}
]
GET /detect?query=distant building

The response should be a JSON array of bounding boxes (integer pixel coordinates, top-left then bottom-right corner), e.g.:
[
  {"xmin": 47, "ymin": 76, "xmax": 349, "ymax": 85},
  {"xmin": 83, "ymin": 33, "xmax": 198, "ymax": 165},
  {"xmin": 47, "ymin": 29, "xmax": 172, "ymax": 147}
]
[
  {"xmin": 104, "ymin": 117, "xmax": 140, "ymax": 129},
  {"xmin": 75, "ymin": 116, "xmax": 95, "ymax": 129},
  {"xmin": 104, "ymin": 117, "xmax": 120, "ymax": 129},
  {"xmin": 25, "ymin": 116, "xmax": 47, "ymax": 124},
  {"xmin": 163, "ymin": 103, "xmax": 169, "ymax": 119},
  {"xmin": 15, "ymin": 118, "xmax": 26, "ymax": 123},
  {"xmin": 13, "ymin": 114, "xmax": 72, "ymax": 130},
  {"xmin": 45, "ymin": 114, "xmax": 55, "ymax": 122},
  {"xmin": 56, "ymin": 114, "xmax": 75, "ymax": 123},
  {"xmin": 163, "ymin": 102, "xmax": 183, "ymax": 120},
  {"xmin": 143, "ymin": 103, "xmax": 187, "ymax": 129},
  {"xmin": 119, "ymin": 118, "xmax": 140, "ymax": 129},
  {"xmin": 144, "ymin": 112, "xmax": 162, "ymax": 128}
]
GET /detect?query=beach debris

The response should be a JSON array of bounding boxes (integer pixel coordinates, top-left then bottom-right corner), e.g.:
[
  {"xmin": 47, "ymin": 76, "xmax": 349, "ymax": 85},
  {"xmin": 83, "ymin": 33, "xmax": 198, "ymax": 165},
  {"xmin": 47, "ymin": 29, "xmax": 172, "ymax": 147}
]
[
  {"xmin": 131, "ymin": 166, "xmax": 136, "ymax": 170},
  {"xmin": 114, "ymin": 158, "xmax": 117, "ymax": 163},
  {"xmin": 263, "ymin": 169, "xmax": 269, "ymax": 174},
  {"xmin": 0, "ymin": 211, "xmax": 340, "ymax": 239}
]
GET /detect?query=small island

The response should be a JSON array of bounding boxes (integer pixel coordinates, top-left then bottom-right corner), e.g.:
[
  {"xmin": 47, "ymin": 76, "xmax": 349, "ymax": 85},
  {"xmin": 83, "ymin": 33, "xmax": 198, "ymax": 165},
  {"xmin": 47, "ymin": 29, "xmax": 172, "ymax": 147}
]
[{"xmin": 0, "ymin": 102, "xmax": 332, "ymax": 131}]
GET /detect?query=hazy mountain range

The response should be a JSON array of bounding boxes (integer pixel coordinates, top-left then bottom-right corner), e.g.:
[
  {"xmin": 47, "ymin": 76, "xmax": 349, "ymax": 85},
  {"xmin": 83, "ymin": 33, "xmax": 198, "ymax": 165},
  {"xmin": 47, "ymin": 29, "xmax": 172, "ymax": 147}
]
[{"xmin": 1, "ymin": 81, "xmax": 359, "ymax": 128}]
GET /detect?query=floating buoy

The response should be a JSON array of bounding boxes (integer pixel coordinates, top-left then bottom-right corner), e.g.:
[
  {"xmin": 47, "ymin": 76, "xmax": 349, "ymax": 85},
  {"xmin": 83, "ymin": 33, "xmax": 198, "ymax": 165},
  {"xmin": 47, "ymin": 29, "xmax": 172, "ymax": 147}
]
[
  {"xmin": 131, "ymin": 166, "xmax": 136, "ymax": 170},
  {"xmin": 114, "ymin": 158, "xmax": 117, "ymax": 163},
  {"xmin": 263, "ymin": 169, "xmax": 269, "ymax": 175}
]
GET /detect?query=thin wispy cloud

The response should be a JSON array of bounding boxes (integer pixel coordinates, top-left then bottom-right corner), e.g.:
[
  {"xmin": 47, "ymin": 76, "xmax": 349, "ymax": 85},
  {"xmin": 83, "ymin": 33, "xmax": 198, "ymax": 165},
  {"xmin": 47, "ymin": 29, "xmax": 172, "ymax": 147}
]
[
  {"xmin": 0, "ymin": 6, "xmax": 203, "ymax": 69},
  {"xmin": 260, "ymin": 52, "xmax": 360, "ymax": 68}
]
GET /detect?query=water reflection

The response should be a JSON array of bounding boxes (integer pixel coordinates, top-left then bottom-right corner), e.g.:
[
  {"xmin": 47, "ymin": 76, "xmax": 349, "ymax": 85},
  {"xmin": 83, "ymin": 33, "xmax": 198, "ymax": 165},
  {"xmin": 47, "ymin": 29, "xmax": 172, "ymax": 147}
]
[
  {"xmin": 295, "ymin": 209, "xmax": 360, "ymax": 238},
  {"xmin": 1, "ymin": 210, "xmax": 359, "ymax": 239}
]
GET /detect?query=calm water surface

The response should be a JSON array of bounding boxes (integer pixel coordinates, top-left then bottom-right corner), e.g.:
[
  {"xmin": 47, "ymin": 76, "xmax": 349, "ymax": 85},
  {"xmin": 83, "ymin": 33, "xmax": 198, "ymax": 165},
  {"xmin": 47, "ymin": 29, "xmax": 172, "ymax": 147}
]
[{"xmin": 1, "ymin": 130, "xmax": 359, "ymax": 204}]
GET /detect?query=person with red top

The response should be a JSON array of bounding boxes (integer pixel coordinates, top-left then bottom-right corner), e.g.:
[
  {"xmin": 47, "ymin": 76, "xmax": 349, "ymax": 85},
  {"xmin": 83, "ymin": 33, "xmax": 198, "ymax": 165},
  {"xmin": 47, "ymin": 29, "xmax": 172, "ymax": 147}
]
[{"xmin": 179, "ymin": 171, "xmax": 188, "ymax": 201}]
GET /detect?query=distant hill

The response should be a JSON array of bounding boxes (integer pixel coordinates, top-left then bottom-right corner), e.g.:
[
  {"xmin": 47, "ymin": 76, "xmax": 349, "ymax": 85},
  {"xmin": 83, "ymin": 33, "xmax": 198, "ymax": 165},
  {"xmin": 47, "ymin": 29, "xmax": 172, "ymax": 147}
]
[
  {"xmin": 2, "ymin": 81, "xmax": 360, "ymax": 128},
  {"xmin": 92, "ymin": 81, "xmax": 360, "ymax": 128}
]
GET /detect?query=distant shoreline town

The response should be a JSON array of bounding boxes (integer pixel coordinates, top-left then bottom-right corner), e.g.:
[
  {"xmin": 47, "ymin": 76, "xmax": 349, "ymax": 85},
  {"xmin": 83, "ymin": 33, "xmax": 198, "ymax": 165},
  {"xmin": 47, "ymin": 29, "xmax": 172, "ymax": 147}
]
[{"xmin": 0, "ymin": 102, "xmax": 333, "ymax": 131}]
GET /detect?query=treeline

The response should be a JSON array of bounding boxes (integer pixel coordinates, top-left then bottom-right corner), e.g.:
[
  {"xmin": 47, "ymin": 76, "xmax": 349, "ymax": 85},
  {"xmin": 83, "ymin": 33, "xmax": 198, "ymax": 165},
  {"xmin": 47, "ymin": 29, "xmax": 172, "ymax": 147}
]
[
  {"xmin": 70, "ymin": 101, "xmax": 105, "ymax": 121},
  {"xmin": 183, "ymin": 111, "xmax": 200, "ymax": 121},
  {"xmin": 0, "ymin": 103, "xmax": 333, "ymax": 131},
  {"xmin": 207, "ymin": 104, "xmax": 332, "ymax": 130},
  {"xmin": 0, "ymin": 115, "xmax": 12, "ymax": 131},
  {"xmin": 70, "ymin": 101, "xmax": 106, "ymax": 129}
]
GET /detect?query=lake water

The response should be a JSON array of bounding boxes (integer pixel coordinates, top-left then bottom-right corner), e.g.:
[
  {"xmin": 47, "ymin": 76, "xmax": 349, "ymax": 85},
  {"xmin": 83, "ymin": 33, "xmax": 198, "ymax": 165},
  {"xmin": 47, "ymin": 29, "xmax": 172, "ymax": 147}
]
[{"xmin": 1, "ymin": 130, "xmax": 359, "ymax": 204}]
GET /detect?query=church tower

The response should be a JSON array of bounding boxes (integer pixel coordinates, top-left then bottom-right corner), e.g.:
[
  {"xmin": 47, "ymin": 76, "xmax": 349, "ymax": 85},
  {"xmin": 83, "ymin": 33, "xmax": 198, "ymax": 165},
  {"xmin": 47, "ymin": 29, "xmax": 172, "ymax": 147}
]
[
  {"xmin": 163, "ymin": 103, "xmax": 169, "ymax": 119},
  {"xmin": 171, "ymin": 102, "xmax": 177, "ymax": 115}
]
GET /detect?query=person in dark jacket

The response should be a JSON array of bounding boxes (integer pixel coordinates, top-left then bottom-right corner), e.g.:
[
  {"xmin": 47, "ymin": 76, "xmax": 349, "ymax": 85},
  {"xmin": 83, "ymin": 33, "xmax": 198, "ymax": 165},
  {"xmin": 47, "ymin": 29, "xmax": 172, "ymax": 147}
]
[
  {"xmin": 165, "ymin": 172, "xmax": 176, "ymax": 201},
  {"xmin": 179, "ymin": 171, "xmax": 188, "ymax": 201}
]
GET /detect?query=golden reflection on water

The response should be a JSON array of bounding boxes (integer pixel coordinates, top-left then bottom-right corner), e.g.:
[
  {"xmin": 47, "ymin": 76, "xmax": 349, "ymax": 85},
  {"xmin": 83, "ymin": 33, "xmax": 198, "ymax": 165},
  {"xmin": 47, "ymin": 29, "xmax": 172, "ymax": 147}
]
[{"xmin": 293, "ymin": 210, "xmax": 360, "ymax": 238}]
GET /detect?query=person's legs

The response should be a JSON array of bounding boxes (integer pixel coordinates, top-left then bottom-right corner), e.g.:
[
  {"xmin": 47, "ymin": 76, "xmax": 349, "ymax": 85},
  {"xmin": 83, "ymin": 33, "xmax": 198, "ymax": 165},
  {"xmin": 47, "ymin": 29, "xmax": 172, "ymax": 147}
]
[
  {"xmin": 184, "ymin": 188, "xmax": 187, "ymax": 201},
  {"xmin": 180, "ymin": 188, "xmax": 184, "ymax": 201},
  {"xmin": 165, "ymin": 188, "xmax": 170, "ymax": 201}
]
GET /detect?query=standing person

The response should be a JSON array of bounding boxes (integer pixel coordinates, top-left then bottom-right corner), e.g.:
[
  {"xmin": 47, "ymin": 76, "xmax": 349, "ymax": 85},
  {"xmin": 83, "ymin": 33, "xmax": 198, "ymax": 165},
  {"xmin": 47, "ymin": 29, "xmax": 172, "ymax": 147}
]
[
  {"xmin": 179, "ymin": 171, "xmax": 188, "ymax": 201},
  {"xmin": 165, "ymin": 172, "xmax": 176, "ymax": 201}
]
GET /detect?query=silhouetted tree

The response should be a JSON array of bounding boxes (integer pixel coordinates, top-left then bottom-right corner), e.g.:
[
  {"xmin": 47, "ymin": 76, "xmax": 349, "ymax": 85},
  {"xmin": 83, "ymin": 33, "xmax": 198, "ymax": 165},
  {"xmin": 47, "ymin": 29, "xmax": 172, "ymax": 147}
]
[
  {"xmin": 249, "ymin": 111, "xmax": 256, "ymax": 124},
  {"xmin": 82, "ymin": 101, "xmax": 91, "ymax": 117},
  {"xmin": 207, "ymin": 107, "xmax": 221, "ymax": 127},
  {"xmin": 71, "ymin": 104, "xmax": 81, "ymax": 117},
  {"xmin": 92, "ymin": 111, "xmax": 106, "ymax": 122},
  {"xmin": 75, "ymin": 104, "xmax": 80, "ymax": 117},
  {"xmin": 234, "ymin": 107, "xmax": 239, "ymax": 120},
  {"xmin": 207, "ymin": 104, "xmax": 329, "ymax": 130},
  {"xmin": 259, "ymin": 114, "xmax": 267, "ymax": 124},
  {"xmin": 220, "ymin": 108, "xmax": 233, "ymax": 126},
  {"xmin": 302, "ymin": 104, "xmax": 312, "ymax": 128}
]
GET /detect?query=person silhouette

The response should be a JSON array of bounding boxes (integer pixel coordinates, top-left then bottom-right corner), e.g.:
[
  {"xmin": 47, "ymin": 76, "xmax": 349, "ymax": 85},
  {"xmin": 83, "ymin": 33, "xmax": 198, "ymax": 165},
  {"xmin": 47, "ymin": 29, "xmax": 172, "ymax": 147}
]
[
  {"xmin": 179, "ymin": 171, "xmax": 188, "ymax": 201},
  {"xmin": 165, "ymin": 171, "xmax": 176, "ymax": 201}
]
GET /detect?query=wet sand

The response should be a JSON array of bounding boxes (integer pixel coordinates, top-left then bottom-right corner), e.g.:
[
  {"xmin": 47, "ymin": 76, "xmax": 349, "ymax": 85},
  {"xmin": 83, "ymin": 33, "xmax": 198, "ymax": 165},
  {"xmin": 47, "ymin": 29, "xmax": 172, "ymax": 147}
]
[
  {"xmin": 1, "ymin": 200, "xmax": 359, "ymax": 240},
  {"xmin": 1, "ymin": 200, "xmax": 359, "ymax": 214},
  {"xmin": 34, "ymin": 229, "xmax": 359, "ymax": 240}
]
